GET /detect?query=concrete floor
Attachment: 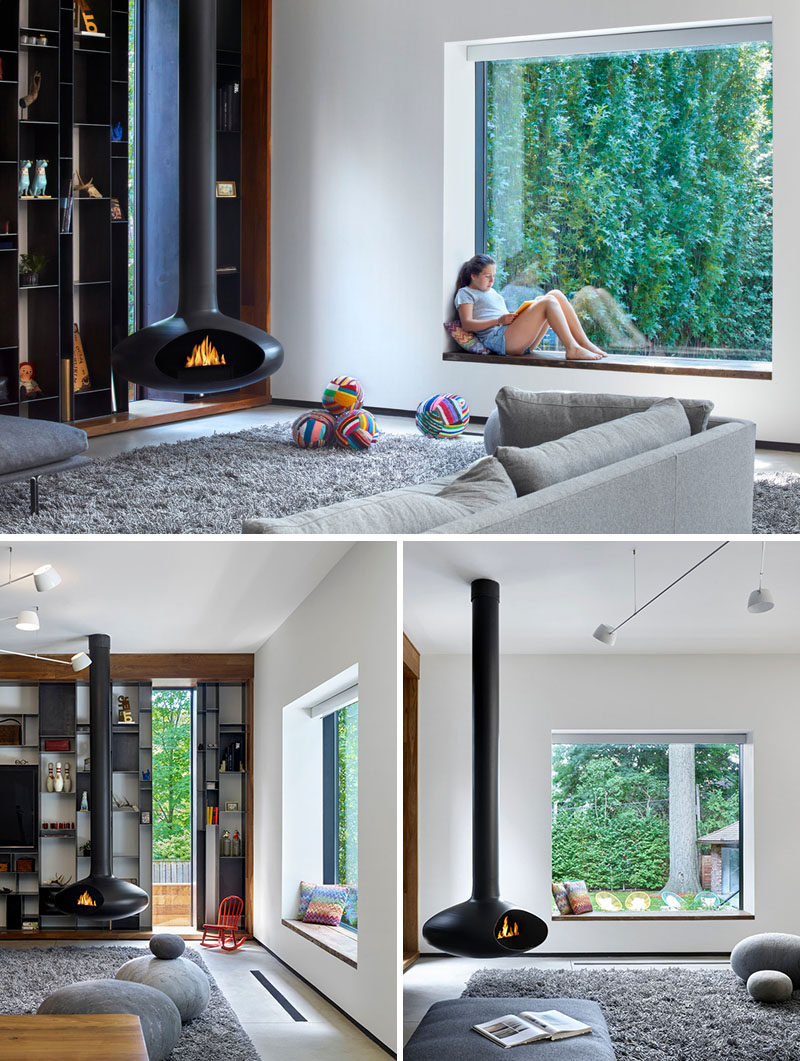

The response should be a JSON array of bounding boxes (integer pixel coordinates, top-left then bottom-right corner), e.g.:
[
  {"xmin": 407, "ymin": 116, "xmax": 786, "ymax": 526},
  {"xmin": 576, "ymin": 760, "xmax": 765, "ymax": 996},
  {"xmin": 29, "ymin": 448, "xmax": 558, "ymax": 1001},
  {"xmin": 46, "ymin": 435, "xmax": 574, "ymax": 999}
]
[
  {"xmin": 87, "ymin": 402, "xmax": 800, "ymax": 480},
  {"xmin": 0, "ymin": 939, "xmax": 388, "ymax": 1059},
  {"xmin": 403, "ymin": 953, "xmax": 731, "ymax": 1045}
]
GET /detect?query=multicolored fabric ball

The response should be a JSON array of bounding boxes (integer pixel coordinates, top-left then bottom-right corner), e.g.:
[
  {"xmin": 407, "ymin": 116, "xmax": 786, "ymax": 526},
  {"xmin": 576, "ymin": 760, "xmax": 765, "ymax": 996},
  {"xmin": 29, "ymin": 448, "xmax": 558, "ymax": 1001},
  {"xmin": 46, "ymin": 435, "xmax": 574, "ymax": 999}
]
[
  {"xmin": 322, "ymin": 376, "xmax": 364, "ymax": 416},
  {"xmin": 335, "ymin": 409, "xmax": 377, "ymax": 450},
  {"xmin": 292, "ymin": 410, "xmax": 336, "ymax": 448},
  {"xmin": 415, "ymin": 393, "xmax": 470, "ymax": 438}
]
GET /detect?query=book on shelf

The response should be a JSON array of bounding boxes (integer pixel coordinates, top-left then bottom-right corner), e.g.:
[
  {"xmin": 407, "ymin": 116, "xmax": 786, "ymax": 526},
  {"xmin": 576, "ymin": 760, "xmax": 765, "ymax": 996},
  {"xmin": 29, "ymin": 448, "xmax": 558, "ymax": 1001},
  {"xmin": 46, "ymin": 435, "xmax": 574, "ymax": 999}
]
[
  {"xmin": 216, "ymin": 82, "xmax": 241, "ymax": 131},
  {"xmin": 472, "ymin": 1009, "xmax": 592, "ymax": 1048}
]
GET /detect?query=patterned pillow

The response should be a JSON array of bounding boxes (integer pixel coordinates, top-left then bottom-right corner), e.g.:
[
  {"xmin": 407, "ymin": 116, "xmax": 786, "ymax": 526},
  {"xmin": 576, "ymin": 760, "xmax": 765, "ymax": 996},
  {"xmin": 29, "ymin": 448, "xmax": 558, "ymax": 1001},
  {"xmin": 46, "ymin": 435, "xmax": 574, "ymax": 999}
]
[
  {"xmin": 444, "ymin": 320, "xmax": 491, "ymax": 355},
  {"xmin": 297, "ymin": 880, "xmax": 315, "ymax": 920},
  {"xmin": 551, "ymin": 881, "xmax": 572, "ymax": 915},
  {"xmin": 564, "ymin": 880, "xmax": 593, "ymax": 915},
  {"xmin": 303, "ymin": 883, "xmax": 348, "ymax": 926},
  {"xmin": 342, "ymin": 884, "xmax": 358, "ymax": 928}
]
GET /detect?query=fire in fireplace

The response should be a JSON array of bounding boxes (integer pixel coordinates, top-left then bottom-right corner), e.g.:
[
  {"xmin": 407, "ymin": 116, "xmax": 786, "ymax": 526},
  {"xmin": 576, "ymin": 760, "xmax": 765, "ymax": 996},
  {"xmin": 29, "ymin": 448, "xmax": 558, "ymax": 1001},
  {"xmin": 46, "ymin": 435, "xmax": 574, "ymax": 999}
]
[
  {"xmin": 186, "ymin": 336, "xmax": 225, "ymax": 368},
  {"xmin": 421, "ymin": 580, "xmax": 548, "ymax": 958},
  {"xmin": 77, "ymin": 890, "xmax": 98, "ymax": 907}
]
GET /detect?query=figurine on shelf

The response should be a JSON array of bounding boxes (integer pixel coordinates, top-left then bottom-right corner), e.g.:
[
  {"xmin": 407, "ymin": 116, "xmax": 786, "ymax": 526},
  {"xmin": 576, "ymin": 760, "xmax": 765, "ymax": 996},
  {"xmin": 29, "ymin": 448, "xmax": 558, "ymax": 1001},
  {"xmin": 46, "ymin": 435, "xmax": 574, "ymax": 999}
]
[
  {"xmin": 19, "ymin": 362, "xmax": 43, "ymax": 401},
  {"xmin": 18, "ymin": 160, "xmax": 32, "ymax": 198},
  {"xmin": 117, "ymin": 695, "xmax": 133, "ymax": 723},
  {"xmin": 46, "ymin": 762, "xmax": 55, "ymax": 792},
  {"xmin": 73, "ymin": 324, "xmax": 91, "ymax": 392},
  {"xmin": 111, "ymin": 121, "xmax": 123, "ymax": 141},
  {"xmin": 220, "ymin": 830, "xmax": 231, "ymax": 856},
  {"xmin": 73, "ymin": 170, "xmax": 102, "ymax": 199},
  {"xmin": 19, "ymin": 71, "xmax": 42, "ymax": 111},
  {"xmin": 141, "ymin": 768, "xmax": 151, "ymax": 781},
  {"xmin": 80, "ymin": 790, "xmax": 88, "ymax": 811},
  {"xmin": 31, "ymin": 159, "xmax": 49, "ymax": 198},
  {"xmin": 231, "ymin": 831, "xmax": 242, "ymax": 857}
]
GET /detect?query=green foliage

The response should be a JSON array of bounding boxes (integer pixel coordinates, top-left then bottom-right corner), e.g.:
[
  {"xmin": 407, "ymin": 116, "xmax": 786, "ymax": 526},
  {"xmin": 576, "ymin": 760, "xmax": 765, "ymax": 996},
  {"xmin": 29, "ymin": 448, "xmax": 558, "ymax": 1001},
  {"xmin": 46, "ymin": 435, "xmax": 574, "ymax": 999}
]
[
  {"xmin": 152, "ymin": 689, "xmax": 192, "ymax": 861},
  {"xmin": 19, "ymin": 252, "xmax": 48, "ymax": 276},
  {"xmin": 486, "ymin": 44, "xmax": 773, "ymax": 354},
  {"xmin": 551, "ymin": 743, "xmax": 740, "ymax": 890},
  {"xmin": 337, "ymin": 701, "xmax": 358, "ymax": 888}
]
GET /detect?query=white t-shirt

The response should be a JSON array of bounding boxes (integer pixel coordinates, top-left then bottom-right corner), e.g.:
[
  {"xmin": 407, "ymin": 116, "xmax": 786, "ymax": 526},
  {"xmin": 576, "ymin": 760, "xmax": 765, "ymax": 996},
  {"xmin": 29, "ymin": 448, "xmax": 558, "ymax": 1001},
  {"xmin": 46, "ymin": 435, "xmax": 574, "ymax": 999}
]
[{"xmin": 455, "ymin": 285, "xmax": 508, "ymax": 326}]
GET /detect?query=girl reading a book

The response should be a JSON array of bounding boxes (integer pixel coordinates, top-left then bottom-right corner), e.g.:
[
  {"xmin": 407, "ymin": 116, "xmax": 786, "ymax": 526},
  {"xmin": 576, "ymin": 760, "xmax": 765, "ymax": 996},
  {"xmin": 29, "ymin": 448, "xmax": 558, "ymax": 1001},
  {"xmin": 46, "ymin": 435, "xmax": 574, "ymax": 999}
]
[{"xmin": 454, "ymin": 254, "xmax": 607, "ymax": 359}]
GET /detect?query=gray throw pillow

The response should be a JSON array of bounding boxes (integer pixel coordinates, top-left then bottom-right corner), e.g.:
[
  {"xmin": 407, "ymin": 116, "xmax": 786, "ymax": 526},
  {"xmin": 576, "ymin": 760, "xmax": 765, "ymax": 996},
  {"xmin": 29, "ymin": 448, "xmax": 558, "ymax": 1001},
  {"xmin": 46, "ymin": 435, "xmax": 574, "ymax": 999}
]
[
  {"xmin": 243, "ymin": 457, "xmax": 515, "ymax": 533},
  {"xmin": 496, "ymin": 397, "xmax": 691, "ymax": 495},
  {"xmin": 494, "ymin": 387, "xmax": 713, "ymax": 448}
]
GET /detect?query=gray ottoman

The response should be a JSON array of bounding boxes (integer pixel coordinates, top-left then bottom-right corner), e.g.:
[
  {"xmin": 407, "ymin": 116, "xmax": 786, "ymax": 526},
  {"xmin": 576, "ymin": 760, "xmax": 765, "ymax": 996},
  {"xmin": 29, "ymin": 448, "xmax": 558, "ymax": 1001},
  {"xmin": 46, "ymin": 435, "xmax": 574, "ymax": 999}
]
[
  {"xmin": 38, "ymin": 977, "xmax": 181, "ymax": 1061},
  {"xmin": 731, "ymin": 933, "xmax": 800, "ymax": 988},
  {"xmin": 117, "ymin": 953, "xmax": 210, "ymax": 1021},
  {"xmin": 747, "ymin": 970, "xmax": 794, "ymax": 1002},
  {"xmin": 0, "ymin": 415, "xmax": 89, "ymax": 514},
  {"xmin": 405, "ymin": 998, "xmax": 616, "ymax": 1059}
]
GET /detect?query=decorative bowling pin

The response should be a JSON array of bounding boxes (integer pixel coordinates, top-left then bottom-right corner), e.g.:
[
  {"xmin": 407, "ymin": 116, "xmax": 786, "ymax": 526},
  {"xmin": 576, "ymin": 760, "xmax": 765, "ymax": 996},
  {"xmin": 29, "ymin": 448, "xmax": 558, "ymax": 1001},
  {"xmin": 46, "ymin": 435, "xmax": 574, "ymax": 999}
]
[
  {"xmin": 46, "ymin": 762, "xmax": 55, "ymax": 792},
  {"xmin": 54, "ymin": 761, "xmax": 63, "ymax": 792},
  {"xmin": 64, "ymin": 763, "xmax": 72, "ymax": 792}
]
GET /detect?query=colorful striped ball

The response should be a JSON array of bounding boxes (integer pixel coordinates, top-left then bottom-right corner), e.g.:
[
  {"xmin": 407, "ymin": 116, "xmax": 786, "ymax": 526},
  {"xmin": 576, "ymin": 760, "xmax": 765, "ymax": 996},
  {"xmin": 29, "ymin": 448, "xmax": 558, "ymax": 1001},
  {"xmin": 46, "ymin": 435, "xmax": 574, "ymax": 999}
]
[
  {"xmin": 415, "ymin": 393, "xmax": 470, "ymax": 438},
  {"xmin": 292, "ymin": 410, "xmax": 336, "ymax": 448},
  {"xmin": 335, "ymin": 409, "xmax": 377, "ymax": 450},
  {"xmin": 322, "ymin": 376, "xmax": 364, "ymax": 416}
]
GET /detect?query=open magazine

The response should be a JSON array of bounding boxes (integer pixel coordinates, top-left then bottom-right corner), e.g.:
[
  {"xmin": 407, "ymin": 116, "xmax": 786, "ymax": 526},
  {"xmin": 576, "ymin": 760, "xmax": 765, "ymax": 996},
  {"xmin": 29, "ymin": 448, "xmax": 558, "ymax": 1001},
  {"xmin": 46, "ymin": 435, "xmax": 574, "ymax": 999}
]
[{"xmin": 472, "ymin": 1009, "xmax": 592, "ymax": 1049}]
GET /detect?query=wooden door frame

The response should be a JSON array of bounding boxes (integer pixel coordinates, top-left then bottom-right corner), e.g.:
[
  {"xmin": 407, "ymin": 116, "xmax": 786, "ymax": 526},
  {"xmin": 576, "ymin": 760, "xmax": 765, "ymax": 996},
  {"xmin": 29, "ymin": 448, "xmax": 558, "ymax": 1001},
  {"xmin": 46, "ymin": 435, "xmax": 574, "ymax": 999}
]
[{"xmin": 403, "ymin": 634, "xmax": 420, "ymax": 970}]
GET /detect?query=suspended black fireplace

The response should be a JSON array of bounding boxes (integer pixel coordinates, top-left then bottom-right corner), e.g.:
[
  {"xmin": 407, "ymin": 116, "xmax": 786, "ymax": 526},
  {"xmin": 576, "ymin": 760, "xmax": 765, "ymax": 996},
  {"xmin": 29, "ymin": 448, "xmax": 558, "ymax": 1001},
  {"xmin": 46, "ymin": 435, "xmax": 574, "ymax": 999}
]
[
  {"xmin": 54, "ymin": 634, "xmax": 149, "ymax": 921},
  {"xmin": 111, "ymin": 0, "xmax": 283, "ymax": 392},
  {"xmin": 422, "ymin": 579, "xmax": 548, "ymax": 958}
]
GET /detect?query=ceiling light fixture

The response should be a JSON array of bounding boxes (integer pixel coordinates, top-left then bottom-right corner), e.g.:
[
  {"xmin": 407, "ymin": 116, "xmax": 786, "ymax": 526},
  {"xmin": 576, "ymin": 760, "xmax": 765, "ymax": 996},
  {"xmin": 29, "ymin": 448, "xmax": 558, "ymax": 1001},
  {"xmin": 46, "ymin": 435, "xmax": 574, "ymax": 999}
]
[
  {"xmin": 593, "ymin": 542, "xmax": 730, "ymax": 646},
  {"xmin": 1, "ymin": 609, "xmax": 40, "ymax": 632},
  {"xmin": 1, "ymin": 549, "xmax": 62, "ymax": 593},
  {"xmin": 747, "ymin": 542, "xmax": 774, "ymax": 614},
  {"xmin": 0, "ymin": 647, "xmax": 91, "ymax": 672}
]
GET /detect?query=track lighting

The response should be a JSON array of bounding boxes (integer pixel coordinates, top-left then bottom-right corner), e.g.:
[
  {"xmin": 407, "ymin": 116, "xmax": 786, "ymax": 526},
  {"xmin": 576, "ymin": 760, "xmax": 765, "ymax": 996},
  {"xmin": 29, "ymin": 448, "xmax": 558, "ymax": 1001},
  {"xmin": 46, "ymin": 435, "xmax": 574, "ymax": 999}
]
[
  {"xmin": 747, "ymin": 543, "xmax": 774, "ymax": 614},
  {"xmin": 593, "ymin": 542, "xmax": 730, "ymax": 646},
  {"xmin": 1, "ymin": 549, "xmax": 62, "ymax": 593},
  {"xmin": 0, "ymin": 648, "xmax": 91, "ymax": 671}
]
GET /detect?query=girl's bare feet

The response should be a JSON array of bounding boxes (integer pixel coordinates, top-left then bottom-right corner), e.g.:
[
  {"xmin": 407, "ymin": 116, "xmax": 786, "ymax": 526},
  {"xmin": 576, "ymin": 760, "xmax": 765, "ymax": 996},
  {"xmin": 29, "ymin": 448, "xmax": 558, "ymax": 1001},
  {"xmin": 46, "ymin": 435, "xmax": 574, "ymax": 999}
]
[{"xmin": 566, "ymin": 345, "xmax": 606, "ymax": 361}]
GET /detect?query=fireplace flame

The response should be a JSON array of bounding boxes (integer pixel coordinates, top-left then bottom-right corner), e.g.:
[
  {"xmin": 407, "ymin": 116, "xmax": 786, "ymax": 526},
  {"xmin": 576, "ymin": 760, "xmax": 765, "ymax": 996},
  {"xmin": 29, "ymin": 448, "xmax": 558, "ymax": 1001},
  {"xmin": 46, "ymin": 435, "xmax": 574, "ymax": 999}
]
[
  {"xmin": 77, "ymin": 890, "xmax": 97, "ymax": 907},
  {"xmin": 185, "ymin": 335, "xmax": 226, "ymax": 368},
  {"xmin": 497, "ymin": 915, "xmax": 519, "ymax": 939}
]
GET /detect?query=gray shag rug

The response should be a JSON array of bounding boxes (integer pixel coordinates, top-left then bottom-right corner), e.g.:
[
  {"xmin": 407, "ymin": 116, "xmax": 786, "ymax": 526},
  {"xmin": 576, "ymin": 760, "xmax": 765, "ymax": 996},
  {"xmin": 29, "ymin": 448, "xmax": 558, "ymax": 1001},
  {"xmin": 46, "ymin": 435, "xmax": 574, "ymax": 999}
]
[
  {"xmin": 0, "ymin": 422, "xmax": 485, "ymax": 534},
  {"xmin": 0, "ymin": 945, "xmax": 259, "ymax": 1060},
  {"xmin": 463, "ymin": 966, "xmax": 800, "ymax": 1061},
  {"xmin": 753, "ymin": 471, "xmax": 800, "ymax": 533}
]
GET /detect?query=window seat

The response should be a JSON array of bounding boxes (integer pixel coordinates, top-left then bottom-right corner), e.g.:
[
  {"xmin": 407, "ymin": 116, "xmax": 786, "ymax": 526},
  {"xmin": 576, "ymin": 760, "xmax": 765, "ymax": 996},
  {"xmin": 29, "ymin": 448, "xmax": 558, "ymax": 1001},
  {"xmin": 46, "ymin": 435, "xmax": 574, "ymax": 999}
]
[
  {"xmin": 281, "ymin": 918, "xmax": 357, "ymax": 968},
  {"xmin": 443, "ymin": 350, "xmax": 771, "ymax": 381},
  {"xmin": 552, "ymin": 910, "xmax": 754, "ymax": 922}
]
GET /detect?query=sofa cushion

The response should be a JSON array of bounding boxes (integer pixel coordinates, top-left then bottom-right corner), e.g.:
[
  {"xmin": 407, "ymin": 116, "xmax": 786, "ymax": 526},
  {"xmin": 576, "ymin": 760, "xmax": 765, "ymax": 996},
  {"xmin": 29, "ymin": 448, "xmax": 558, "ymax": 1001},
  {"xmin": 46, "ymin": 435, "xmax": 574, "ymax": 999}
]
[
  {"xmin": 493, "ymin": 387, "xmax": 713, "ymax": 451},
  {"xmin": 0, "ymin": 416, "xmax": 88, "ymax": 476},
  {"xmin": 243, "ymin": 457, "xmax": 515, "ymax": 534},
  {"xmin": 444, "ymin": 320, "xmax": 492, "ymax": 355},
  {"xmin": 497, "ymin": 398, "xmax": 691, "ymax": 496}
]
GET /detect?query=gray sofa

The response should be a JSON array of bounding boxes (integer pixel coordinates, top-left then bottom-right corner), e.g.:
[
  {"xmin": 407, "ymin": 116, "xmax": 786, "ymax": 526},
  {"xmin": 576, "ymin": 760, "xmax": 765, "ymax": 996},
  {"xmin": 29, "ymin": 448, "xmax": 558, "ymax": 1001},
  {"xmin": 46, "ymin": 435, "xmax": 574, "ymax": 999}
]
[
  {"xmin": 243, "ymin": 389, "xmax": 756, "ymax": 534},
  {"xmin": 0, "ymin": 416, "xmax": 89, "ymax": 515}
]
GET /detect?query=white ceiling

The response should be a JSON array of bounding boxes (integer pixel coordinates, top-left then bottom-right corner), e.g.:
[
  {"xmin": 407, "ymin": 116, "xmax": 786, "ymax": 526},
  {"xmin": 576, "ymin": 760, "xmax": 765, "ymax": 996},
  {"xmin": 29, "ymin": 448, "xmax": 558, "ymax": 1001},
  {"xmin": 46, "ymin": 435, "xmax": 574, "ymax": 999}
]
[
  {"xmin": 0, "ymin": 540, "xmax": 352, "ymax": 657},
  {"xmin": 404, "ymin": 540, "xmax": 800, "ymax": 655}
]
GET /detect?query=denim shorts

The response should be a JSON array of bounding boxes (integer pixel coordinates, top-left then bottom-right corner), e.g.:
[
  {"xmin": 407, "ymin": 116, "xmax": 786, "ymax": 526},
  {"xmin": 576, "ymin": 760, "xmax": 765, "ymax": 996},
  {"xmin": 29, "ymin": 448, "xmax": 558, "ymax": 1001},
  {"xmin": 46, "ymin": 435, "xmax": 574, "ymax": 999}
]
[{"xmin": 477, "ymin": 325, "xmax": 506, "ymax": 355}]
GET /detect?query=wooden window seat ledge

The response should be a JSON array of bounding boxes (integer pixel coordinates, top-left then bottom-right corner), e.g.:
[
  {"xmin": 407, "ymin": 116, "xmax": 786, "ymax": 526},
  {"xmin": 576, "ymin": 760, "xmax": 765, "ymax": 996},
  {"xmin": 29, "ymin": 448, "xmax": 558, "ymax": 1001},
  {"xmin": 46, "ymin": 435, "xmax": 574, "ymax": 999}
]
[
  {"xmin": 552, "ymin": 910, "xmax": 754, "ymax": 922},
  {"xmin": 281, "ymin": 918, "xmax": 357, "ymax": 967},
  {"xmin": 443, "ymin": 350, "xmax": 771, "ymax": 380}
]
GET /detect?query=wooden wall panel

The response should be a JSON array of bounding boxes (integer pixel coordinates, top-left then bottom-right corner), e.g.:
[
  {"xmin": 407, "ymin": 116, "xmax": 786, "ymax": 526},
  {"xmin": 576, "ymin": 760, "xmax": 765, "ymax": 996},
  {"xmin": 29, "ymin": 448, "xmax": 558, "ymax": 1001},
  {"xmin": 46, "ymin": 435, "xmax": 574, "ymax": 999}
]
[
  {"xmin": 0, "ymin": 655, "xmax": 254, "ymax": 682},
  {"xmin": 403, "ymin": 635, "xmax": 420, "ymax": 967}
]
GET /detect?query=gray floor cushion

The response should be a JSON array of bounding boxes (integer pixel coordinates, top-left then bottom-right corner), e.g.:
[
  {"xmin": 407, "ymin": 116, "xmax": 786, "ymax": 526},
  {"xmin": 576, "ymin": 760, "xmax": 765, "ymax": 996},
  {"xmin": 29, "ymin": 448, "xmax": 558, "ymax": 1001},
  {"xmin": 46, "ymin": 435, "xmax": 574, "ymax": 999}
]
[
  {"xmin": 405, "ymin": 998, "xmax": 616, "ymax": 1059},
  {"xmin": 0, "ymin": 416, "xmax": 88, "ymax": 476}
]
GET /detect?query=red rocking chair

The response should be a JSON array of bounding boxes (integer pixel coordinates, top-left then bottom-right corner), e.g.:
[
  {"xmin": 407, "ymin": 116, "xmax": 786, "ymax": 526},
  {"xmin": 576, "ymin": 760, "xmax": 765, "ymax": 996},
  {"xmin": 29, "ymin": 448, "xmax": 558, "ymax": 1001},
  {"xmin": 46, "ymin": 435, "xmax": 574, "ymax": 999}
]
[{"xmin": 201, "ymin": 895, "xmax": 249, "ymax": 950}]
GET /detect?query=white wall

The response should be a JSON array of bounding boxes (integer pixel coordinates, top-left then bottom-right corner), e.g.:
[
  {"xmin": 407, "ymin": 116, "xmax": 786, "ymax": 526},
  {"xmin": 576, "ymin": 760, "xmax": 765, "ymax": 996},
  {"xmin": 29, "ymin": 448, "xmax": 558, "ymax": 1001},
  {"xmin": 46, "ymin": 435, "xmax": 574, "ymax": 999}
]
[
  {"xmin": 271, "ymin": 0, "xmax": 800, "ymax": 442},
  {"xmin": 252, "ymin": 543, "xmax": 397, "ymax": 1051},
  {"xmin": 418, "ymin": 653, "xmax": 800, "ymax": 954}
]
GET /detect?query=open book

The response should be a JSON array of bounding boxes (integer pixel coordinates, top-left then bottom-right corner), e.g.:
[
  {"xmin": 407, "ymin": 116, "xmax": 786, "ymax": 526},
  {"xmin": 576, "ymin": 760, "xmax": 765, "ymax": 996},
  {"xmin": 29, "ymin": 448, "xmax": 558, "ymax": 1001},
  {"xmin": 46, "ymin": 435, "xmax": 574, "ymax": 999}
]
[
  {"xmin": 472, "ymin": 1009, "xmax": 592, "ymax": 1049},
  {"xmin": 512, "ymin": 300, "xmax": 537, "ymax": 317}
]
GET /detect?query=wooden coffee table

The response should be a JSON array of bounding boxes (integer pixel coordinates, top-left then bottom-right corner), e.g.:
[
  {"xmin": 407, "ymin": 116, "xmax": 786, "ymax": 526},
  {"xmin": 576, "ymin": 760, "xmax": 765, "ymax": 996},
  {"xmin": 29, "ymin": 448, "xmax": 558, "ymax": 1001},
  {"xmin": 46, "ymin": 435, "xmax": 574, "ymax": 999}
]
[{"xmin": 0, "ymin": 1014, "xmax": 148, "ymax": 1059}]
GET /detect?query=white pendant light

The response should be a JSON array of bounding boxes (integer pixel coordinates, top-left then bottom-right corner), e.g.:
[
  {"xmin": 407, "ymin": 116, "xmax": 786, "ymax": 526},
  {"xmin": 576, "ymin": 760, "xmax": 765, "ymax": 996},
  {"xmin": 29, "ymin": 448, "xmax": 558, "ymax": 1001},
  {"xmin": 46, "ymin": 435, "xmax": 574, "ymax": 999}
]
[
  {"xmin": 33, "ymin": 564, "xmax": 61, "ymax": 593},
  {"xmin": 747, "ymin": 543, "xmax": 774, "ymax": 613},
  {"xmin": 15, "ymin": 610, "xmax": 39, "ymax": 631},
  {"xmin": 592, "ymin": 623, "xmax": 617, "ymax": 646},
  {"xmin": 70, "ymin": 652, "xmax": 92, "ymax": 672}
]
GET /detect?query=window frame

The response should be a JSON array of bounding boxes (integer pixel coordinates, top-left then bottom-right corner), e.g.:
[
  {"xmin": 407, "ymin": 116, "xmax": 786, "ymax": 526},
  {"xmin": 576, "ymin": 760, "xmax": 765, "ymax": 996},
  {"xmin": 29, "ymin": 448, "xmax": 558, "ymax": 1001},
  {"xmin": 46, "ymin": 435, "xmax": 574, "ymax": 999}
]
[{"xmin": 322, "ymin": 697, "xmax": 358, "ymax": 932}]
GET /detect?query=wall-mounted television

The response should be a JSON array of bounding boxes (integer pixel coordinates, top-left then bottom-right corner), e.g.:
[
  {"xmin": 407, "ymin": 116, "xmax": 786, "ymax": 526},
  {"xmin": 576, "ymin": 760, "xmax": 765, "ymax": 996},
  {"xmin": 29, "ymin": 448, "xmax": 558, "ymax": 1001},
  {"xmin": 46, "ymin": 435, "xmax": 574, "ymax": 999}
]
[{"xmin": 0, "ymin": 765, "xmax": 37, "ymax": 848}]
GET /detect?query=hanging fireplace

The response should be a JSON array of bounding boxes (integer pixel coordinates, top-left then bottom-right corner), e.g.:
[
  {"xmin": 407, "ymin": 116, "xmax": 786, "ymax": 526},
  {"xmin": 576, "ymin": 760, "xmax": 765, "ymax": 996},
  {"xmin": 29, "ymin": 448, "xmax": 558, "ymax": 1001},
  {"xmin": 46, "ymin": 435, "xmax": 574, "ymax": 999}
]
[
  {"xmin": 422, "ymin": 579, "xmax": 548, "ymax": 958},
  {"xmin": 111, "ymin": 0, "xmax": 283, "ymax": 392},
  {"xmin": 54, "ymin": 634, "xmax": 149, "ymax": 920}
]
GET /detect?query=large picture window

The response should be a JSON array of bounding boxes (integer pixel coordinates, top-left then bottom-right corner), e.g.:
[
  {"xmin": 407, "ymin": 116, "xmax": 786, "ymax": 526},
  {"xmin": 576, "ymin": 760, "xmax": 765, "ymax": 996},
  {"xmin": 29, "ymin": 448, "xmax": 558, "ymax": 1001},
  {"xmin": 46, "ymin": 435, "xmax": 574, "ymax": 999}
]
[
  {"xmin": 323, "ymin": 698, "xmax": 358, "ymax": 929},
  {"xmin": 551, "ymin": 738, "xmax": 743, "ymax": 914},
  {"xmin": 479, "ymin": 32, "xmax": 772, "ymax": 364}
]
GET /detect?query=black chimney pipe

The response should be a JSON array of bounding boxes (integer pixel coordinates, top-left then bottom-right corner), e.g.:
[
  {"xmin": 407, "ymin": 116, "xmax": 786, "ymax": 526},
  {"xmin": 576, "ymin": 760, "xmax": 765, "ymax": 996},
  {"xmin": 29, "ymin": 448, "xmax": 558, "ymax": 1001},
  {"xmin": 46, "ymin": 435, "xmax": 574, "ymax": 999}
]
[
  {"xmin": 54, "ymin": 635, "xmax": 149, "ymax": 920},
  {"xmin": 421, "ymin": 579, "xmax": 548, "ymax": 958}
]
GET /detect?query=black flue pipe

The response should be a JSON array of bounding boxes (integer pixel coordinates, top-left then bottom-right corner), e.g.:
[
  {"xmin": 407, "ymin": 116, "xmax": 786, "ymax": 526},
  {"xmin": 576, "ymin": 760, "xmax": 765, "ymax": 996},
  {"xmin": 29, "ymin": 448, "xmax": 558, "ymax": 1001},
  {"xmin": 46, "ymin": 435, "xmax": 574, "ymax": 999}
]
[
  {"xmin": 471, "ymin": 579, "xmax": 500, "ymax": 901},
  {"xmin": 88, "ymin": 633, "xmax": 112, "ymax": 878}
]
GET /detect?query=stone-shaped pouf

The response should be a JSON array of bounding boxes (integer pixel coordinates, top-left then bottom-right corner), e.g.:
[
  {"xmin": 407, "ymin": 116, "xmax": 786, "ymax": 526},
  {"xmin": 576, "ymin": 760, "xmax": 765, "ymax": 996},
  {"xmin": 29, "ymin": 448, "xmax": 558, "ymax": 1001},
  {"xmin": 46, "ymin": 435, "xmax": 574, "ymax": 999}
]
[
  {"xmin": 150, "ymin": 932, "xmax": 186, "ymax": 959},
  {"xmin": 38, "ymin": 978, "xmax": 181, "ymax": 1061},
  {"xmin": 731, "ymin": 933, "xmax": 800, "ymax": 987},
  {"xmin": 747, "ymin": 969, "xmax": 794, "ymax": 1002},
  {"xmin": 117, "ymin": 954, "xmax": 210, "ymax": 1022}
]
